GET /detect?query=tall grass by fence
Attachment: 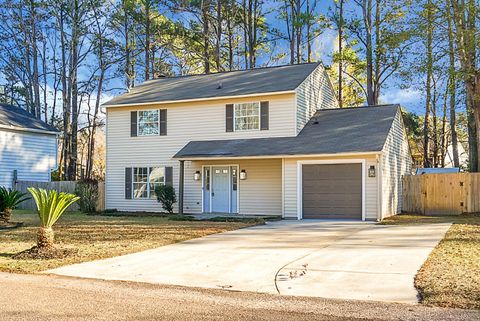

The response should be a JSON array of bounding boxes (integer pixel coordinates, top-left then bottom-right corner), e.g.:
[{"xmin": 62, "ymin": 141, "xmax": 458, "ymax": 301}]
[
  {"xmin": 14, "ymin": 180, "xmax": 105, "ymax": 212},
  {"xmin": 402, "ymin": 173, "xmax": 480, "ymax": 215}
]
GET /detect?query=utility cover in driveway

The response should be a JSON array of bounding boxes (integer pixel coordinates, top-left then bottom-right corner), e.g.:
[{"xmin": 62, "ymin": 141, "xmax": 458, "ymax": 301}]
[{"xmin": 302, "ymin": 163, "xmax": 362, "ymax": 219}]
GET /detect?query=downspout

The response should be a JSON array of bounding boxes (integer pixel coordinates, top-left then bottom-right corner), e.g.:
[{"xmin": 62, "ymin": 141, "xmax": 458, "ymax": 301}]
[{"xmin": 376, "ymin": 154, "xmax": 383, "ymax": 221}]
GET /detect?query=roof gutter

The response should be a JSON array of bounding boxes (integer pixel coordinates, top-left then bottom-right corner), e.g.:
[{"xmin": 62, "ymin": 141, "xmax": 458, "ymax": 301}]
[
  {"xmin": 0, "ymin": 124, "xmax": 59, "ymax": 135},
  {"xmin": 102, "ymin": 90, "xmax": 296, "ymax": 108},
  {"xmin": 173, "ymin": 151, "xmax": 382, "ymax": 161}
]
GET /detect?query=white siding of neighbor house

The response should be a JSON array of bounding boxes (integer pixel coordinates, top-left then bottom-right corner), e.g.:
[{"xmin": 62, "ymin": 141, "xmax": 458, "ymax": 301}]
[
  {"xmin": 381, "ymin": 109, "xmax": 412, "ymax": 218},
  {"xmin": 0, "ymin": 129, "xmax": 57, "ymax": 189},
  {"xmin": 283, "ymin": 155, "xmax": 379, "ymax": 220},
  {"xmin": 295, "ymin": 64, "xmax": 339, "ymax": 133},
  {"xmin": 105, "ymin": 94, "xmax": 295, "ymax": 212}
]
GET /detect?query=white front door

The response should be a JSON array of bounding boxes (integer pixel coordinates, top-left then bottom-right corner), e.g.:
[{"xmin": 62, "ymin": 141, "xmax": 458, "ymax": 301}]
[{"xmin": 211, "ymin": 166, "xmax": 230, "ymax": 213}]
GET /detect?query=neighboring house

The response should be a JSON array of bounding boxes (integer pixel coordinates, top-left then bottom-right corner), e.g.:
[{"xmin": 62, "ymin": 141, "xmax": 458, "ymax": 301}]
[
  {"xmin": 0, "ymin": 104, "xmax": 59, "ymax": 189},
  {"xmin": 104, "ymin": 62, "xmax": 412, "ymax": 220}
]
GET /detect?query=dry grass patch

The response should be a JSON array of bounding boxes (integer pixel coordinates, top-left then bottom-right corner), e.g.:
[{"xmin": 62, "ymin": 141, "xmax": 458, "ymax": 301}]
[
  {"xmin": 381, "ymin": 213, "xmax": 480, "ymax": 309},
  {"xmin": 0, "ymin": 211, "xmax": 257, "ymax": 274}
]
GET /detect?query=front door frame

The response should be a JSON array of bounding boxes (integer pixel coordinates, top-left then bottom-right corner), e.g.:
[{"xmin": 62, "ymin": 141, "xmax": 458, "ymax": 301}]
[
  {"xmin": 296, "ymin": 159, "xmax": 366, "ymax": 221},
  {"xmin": 202, "ymin": 164, "xmax": 240, "ymax": 214}
]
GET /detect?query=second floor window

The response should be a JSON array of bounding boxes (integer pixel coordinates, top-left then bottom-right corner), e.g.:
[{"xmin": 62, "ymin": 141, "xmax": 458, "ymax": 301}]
[
  {"xmin": 234, "ymin": 102, "xmax": 260, "ymax": 131},
  {"xmin": 138, "ymin": 110, "xmax": 160, "ymax": 136}
]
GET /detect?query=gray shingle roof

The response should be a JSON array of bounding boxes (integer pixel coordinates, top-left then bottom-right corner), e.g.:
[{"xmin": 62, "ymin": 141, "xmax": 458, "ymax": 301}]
[
  {"xmin": 104, "ymin": 63, "xmax": 321, "ymax": 106},
  {"xmin": 174, "ymin": 105, "xmax": 400, "ymax": 159},
  {"xmin": 0, "ymin": 104, "xmax": 58, "ymax": 134}
]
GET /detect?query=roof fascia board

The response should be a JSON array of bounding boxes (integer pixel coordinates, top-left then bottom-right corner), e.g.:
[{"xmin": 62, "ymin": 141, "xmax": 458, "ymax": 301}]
[
  {"xmin": 174, "ymin": 151, "xmax": 382, "ymax": 161},
  {"xmin": 0, "ymin": 124, "xmax": 59, "ymax": 135},
  {"xmin": 103, "ymin": 90, "xmax": 296, "ymax": 108}
]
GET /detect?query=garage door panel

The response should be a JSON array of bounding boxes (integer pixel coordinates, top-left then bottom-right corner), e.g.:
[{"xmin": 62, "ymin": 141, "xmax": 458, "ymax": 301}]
[
  {"xmin": 302, "ymin": 163, "xmax": 362, "ymax": 219},
  {"xmin": 302, "ymin": 181, "xmax": 361, "ymax": 193},
  {"xmin": 303, "ymin": 194, "xmax": 361, "ymax": 205}
]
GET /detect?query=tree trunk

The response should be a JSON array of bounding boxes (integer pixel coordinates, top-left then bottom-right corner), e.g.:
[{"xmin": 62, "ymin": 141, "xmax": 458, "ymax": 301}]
[
  {"xmin": 446, "ymin": 2, "xmax": 459, "ymax": 167},
  {"xmin": 30, "ymin": 0, "xmax": 41, "ymax": 119},
  {"xmin": 203, "ymin": 1, "xmax": 211, "ymax": 74},
  {"xmin": 69, "ymin": 0, "xmax": 80, "ymax": 180},
  {"xmin": 145, "ymin": 3, "xmax": 150, "ymax": 80},
  {"xmin": 123, "ymin": 0, "xmax": 132, "ymax": 90},
  {"xmin": 290, "ymin": 1, "xmax": 295, "ymax": 64},
  {"xmin": 37, "ymin": 227, "xmax": 54, "ymax": 249},
  {"xmin": 364, "ymin": 0, "xmax": 374, "ymax": 105},
  {"xmin": 59, "ymin": 7, "xmax": 70, "ymax": 180},
  {"xmin": 441, "ymin": 86, "xmax": 448, "ymax": 168},
  {"xmin": 295, "ymin": 0, "xmax": 301, "ymax": 63},
  {"xmin": 423, "ymin": 0, "xmax": 433, "ymax": 168},
  {"xmin": 338, "ymin": 0, "xmax": 344, "ymax": 107},
  {"xmin": 215, "ymin": 0, "xmax": 222, "ymax": 71},
  {"xmin": 432, "ymin": 80, "xmax": 439, "ymax": 167}
]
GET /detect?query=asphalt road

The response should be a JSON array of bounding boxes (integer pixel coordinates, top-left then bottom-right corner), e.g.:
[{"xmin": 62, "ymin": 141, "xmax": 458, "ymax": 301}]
[{"xmin": 0, "ymin": 272, "xmax": 477, "ymax": 321}]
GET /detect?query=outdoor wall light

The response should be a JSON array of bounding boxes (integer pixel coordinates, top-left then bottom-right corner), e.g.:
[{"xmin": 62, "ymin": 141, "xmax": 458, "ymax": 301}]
[
  {"xmin": 239, "ymin": 169, "xmax": 247, "ymax": 180},
  {"xmin": 194, "ymin": 171, "xmax": 201, "ymax": 181},
  {"xmin": 368, "ymin": 165, "xmax": 376, "ymax": 178}
]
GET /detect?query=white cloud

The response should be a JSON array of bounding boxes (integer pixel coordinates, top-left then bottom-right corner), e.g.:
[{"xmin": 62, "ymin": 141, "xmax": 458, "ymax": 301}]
[
  {"xmin": 380, "ymin": 88, "xmax": 422, "ymax": 104},
  {"xmin": 380, "ymin": 87, "xmax": 424, "ymax": 113},
  {"xmin": 311, "ymin": 29, "xmax": 338, "ymax": 64}
]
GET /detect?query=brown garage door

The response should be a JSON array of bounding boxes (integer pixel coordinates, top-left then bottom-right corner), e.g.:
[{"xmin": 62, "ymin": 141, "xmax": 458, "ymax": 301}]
[{"xmin": 302, "ymin": 163, "xmax": 362, "ymax": 219}]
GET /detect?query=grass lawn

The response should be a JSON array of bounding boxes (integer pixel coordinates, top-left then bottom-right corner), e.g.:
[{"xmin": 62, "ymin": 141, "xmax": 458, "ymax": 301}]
[
  {"xmin": 0, "ymin": 210, "xmax": 258, "ymax": 274},
  {"xmin": 381, "ymin": 214, "xmax": 480, "ymax": 309}
]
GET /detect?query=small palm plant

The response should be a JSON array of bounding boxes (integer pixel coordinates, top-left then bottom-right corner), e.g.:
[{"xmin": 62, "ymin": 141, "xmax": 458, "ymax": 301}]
[
  {"xmin": 28, "ymin": 188, "xmax": 79, "ymax": 249},
  {"xmin": 0, "ymin": 187, "xmax": 29, "ymax": 222}
]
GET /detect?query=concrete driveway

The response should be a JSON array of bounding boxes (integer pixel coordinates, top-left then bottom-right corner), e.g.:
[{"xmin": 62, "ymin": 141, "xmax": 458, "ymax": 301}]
[{"xmin": 48, "ymin": 220, "xmax": 450, "ymax": 303}]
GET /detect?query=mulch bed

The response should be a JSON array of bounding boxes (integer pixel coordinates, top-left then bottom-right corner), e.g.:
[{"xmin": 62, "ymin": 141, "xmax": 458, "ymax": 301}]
[
  {"xmin": 0, "ymin": 222, "xmax": 24, "ymax": 230},
  {"xmin": 12, "ymin": 246, "xmax": 78, "ymax": 260}
]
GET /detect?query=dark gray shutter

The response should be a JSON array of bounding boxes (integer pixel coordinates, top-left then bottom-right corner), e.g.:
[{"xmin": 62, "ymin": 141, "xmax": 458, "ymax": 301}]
[
  {"xmin": 165, "ymin": 167, "xmax": 173, "ymax": 186},
  {"xmin": 125, "ymin": 168, "xmax": 132, "ymax": 199},
  {"xmin": 160, "ymin": 109, "xmax": 167, "ymax": 136},
  {"xmin": 130, "ymin": 111, "xmax": 137, "ymax": 137},
  {"xmin": 226, "ymin": 104, "xmax": 234, "ymax": 132},
  {"xmin": 260, "ymin": 101, "xmax": 269, "ymax": 130}
]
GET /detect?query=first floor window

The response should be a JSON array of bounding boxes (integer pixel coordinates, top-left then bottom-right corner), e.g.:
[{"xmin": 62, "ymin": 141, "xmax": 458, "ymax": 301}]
[
  {"xmin": 133, "ymin": 167, "xmax": 165, "ymax": 199},
  {"xmin": 234, "ymin": 102, "xmax": 260, "ymax": 131},
  {"xmin": 138, "ymin": 110, "xmax": 160, "ymax": 136}
]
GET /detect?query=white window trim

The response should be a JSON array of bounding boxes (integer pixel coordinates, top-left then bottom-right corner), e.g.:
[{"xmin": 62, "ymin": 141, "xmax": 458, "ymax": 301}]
[
  {"xmin": 233, "ymin": 102, "xmax": 261, "ymax": 132},
  {"xmin": 137, "ymin": 109, "xmax": 160, "ymax": 137},
  {"xmin": 132, "ymin": 166, "xmax": 166, "ymax": 199},
  {"xmin": 296, "ymin": 159, "xmax": 366, "ymax": 221}
]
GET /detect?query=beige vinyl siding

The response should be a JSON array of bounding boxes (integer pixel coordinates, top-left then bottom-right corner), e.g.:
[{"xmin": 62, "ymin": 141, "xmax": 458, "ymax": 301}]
[
  {"xmin": 105, "ymin": 94, "xmax": 295, "ymax": 212},
  {"xmin": 0, "ymin": 129, "xmax": 57, "ymax": 189},
  {"xmin": 183, "ymin": 159, "xmax": 282, "ymax": 215},
  {"xmin": 381, "ymin": 109, "xmax": 412, "ymax": 218},
  {"xmin": 283, "ymin": 155, "xmax": 379, "ymax": 220},
  {"xmin": 295, "ymin": 64, "xmax": 338, "ymax": 133}
]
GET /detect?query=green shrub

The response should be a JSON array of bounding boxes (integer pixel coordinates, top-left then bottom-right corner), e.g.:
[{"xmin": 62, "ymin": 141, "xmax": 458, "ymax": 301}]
[
  {"xmin": 155, "ymin": 185, "xmax": 177, "ymax": 214},
  {"xmin": 0, "ymin": 187, "xmax": 29, "ymax": 222},
  {"xmin": 75, "ymin": 179, "xmax": 99, "ymax": 213}
]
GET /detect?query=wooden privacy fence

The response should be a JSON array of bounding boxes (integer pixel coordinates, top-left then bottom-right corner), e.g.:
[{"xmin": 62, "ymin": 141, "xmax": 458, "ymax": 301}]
[
  {"xmin": 402, "ymin": 173, "xmax": 480, "ymax": 215},
  {"xmin": 13, "ymin": 180, "xmax": 105, "ymax": 212}
]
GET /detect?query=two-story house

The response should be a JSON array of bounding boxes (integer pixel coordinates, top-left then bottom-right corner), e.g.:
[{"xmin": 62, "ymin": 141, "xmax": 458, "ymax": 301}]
[{"xmin": 104, "ymin": 62, "xmax": 412, "ymax": 220}]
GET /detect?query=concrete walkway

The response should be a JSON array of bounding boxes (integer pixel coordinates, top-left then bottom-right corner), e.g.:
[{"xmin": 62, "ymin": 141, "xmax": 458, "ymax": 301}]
[{"xmin": 48, "ymin": 220, "xmax": 451, "ymax": 303}]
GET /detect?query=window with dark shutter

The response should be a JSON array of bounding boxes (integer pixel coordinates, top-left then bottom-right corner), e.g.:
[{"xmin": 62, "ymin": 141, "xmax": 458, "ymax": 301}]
[
  {"xmin": 125, "ymin": 168, "xmax": 132, "ymax": 199},
  {"xmin": 226, "ymin": 104, "xmax": 234, "ymax": 132},
  {"xmin": 260, "ymin": 101, "xmax": 269, "ymax": 130},
  {"xmin": 130, "ymin": 111, "xmax": 137, "ymax": 137},
  {"xmin": 165, "ymin": 167, "xmax": 173, "ymax": 186},
  {"xmin": 160, "ymin": 109, "xmax": 167, "ymax": 135}
]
